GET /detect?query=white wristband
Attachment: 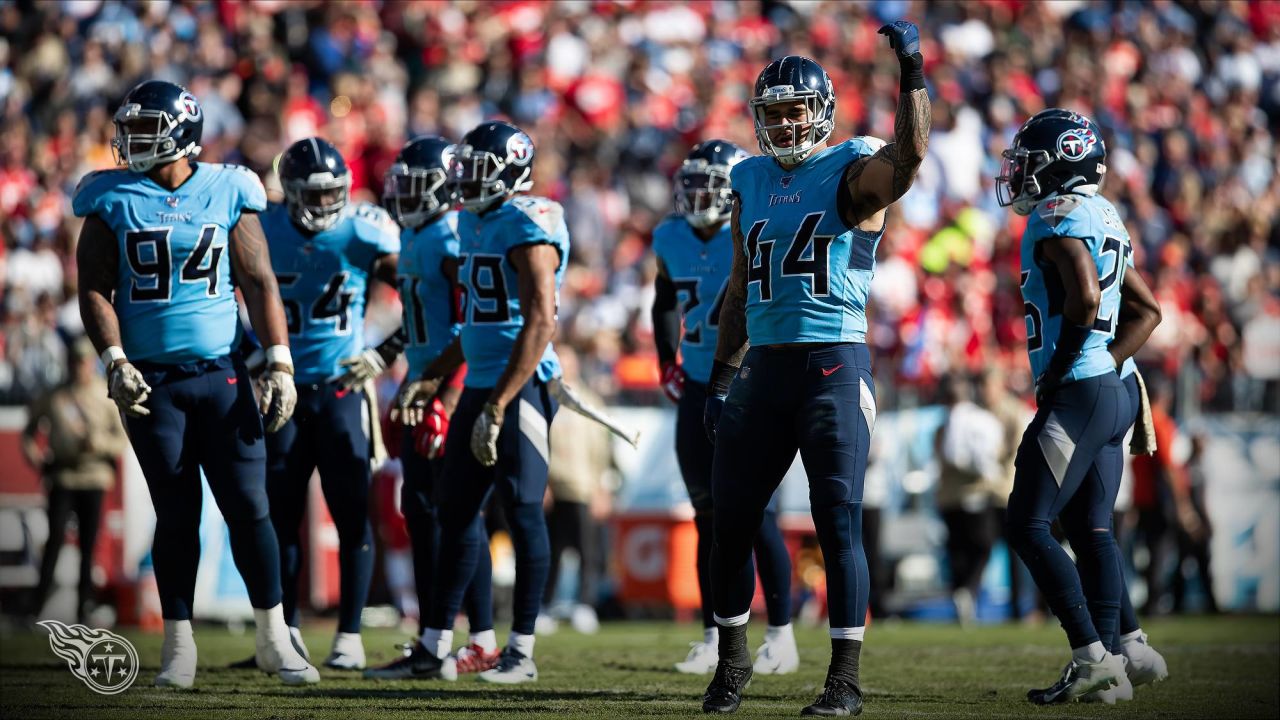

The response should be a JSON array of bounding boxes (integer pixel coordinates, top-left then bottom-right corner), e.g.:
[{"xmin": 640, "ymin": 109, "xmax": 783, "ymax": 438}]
[
  {"xmin": 101, "ymin": 345, "xmax": 127, "ymax": 369},
  {"xmin": 265, "ymin": 345, "xmax": 293, "ymax": 368}
]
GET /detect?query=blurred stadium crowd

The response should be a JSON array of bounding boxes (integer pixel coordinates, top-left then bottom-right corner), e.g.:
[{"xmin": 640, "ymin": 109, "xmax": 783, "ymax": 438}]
[{"xmin": 1, "ymin": 0, "xmax": 1278, "ymax": 416}]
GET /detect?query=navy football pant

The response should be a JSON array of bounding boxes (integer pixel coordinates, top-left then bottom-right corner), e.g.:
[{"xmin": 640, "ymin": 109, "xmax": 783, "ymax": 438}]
[
  {"xmin": 400, "ymin": 424, "xmax": 494, "ymax": 635},
  {"xmin": 127, "ymin": 355, "xmax": 281, "ymax": 620},
  {"xmin": 1007, "ymin": 372, "xmax": 1130, "ymax": 649},
  {"xmin": 266, "ymin": 383, "xmax": 374, "ymax": 634},
  {"xmin": 426, "ymin": 379, "xmax": 558, "ymax": 637},
  {"xmin": 679, "ymin": 379, "xmax": 791, "ymax": 628},
  {"xmin": 711, "ymin": 343, "xmax": 874, "ymax": 634}
]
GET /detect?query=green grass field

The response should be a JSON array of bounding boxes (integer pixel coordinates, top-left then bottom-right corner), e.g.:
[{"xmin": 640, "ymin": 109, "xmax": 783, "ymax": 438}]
[{"xmin": 2, "ymin": 616, "xmax": 1277, "ymax": 719}]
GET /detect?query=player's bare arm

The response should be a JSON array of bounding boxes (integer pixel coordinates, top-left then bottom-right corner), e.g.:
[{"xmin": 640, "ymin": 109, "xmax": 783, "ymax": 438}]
[
  {"xmin": 712, "ymin": 199, "xmax": 749, "ymax": 368},
  {"xmin": 372, "ymin": 252, "xmax": 399, "ymax": 286},
  {"xmin": 839, "ymin": 21, "xmax": 931, "ymax": 229},
  {"xmin": 76, "ymin": 214, "xmax": 124, "ymax": 355},
  {"xmin": 1110, "ymin": 265, "xmax": 1161, "ymax": 369},
  {"xmin": 1042, "ymin": 237, "xmax": 1101, "ymax": 327},
  {"xmin": 230, "ymin": 211, "xmax": 290, "ymax": 356},
  {"xmin": 488, "ymin": 244, "xmax": 560, "ymax": 412},
  {"xmin": 652, "ymin": 258, "xmax": 681, "ymax": 365}
]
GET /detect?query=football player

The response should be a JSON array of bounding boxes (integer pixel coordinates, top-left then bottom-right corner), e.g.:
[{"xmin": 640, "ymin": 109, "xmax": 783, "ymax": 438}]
[
  {"xmin": 996, "ymin": 108, "xmax": 1160, "ymax": 702},
  {"xmin": 358, "ymin": 136, "xmax": 499, "ymax": 679},
  {"xmin": 699, "ymin": 22, "xmax": 931, "ymax": 716},
  {"xmin": 1012, "ymin": 110, "xmax": 1170, "ymax": 705},
  {"xmin": 74, "ymin": 80, "xmax": 317, "ymax": 687},
  {"xmin": 651, "ymin": 140, "xmax": 797, "ymax": 676},
  {"xmin": 246, "ymin": 137, "xmax": 399, "ymax": 671},
  {"xmin": 389, "ymin": 121, "xmax": 568, "ymax": 684}
]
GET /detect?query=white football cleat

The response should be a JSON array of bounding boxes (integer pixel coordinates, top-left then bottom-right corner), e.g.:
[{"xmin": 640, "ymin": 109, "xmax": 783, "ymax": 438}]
[
  {"xmin": 1123, "ymin": 632, "xmax": 1169, "ymax": 687},
  {"xmin": 323, "ymin": 632, "xmax": 366, "ymax": 670},
  {"xmin": 478, "ymin": 647, "xmax": 538, "ymax": 684},
  {"xmin": 534, "ymin": 613, "xmax": 559, "ymax": 636},
  {"xmin": 256, "ymin": 627, "xmax": 320, "ymax": 684},
  {"xmin": 1083, "ymin": 655, "xmax": 1134, "ymax": 704},
  {"xmin": 570, "ymin": 604, "xmax": 600, "ymax": 635},
  {"xmin": 675, "ymin": 640, "xmax": 719, "ymax": 675},
  {"xmin": 289, "ymin": 626, "xmax": 311, "ymax": 661},
  {"xmin": 1027, "ymin": 653, "xmax": 1125, "ymax": 704},
  {"xmin": 753, "ymin": 633, "xmax": 799, "ymax": 675}
]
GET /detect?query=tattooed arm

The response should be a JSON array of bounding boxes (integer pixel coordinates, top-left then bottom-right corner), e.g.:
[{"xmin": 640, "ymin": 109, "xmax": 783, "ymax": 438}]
[
  {"xmin": 838, "ymin": 20, "xmax": 931, "ymax": 229},
  {"xmin": 712, "ymin": 197, "xmax": 750, "ymax": 368},
  {"xmin": 230, "ymin": 211, "xmax": 290, "ymax": 355},
  {"xmin": 77, "ymin": 215, "xmax": 124, "ymax": 356}
]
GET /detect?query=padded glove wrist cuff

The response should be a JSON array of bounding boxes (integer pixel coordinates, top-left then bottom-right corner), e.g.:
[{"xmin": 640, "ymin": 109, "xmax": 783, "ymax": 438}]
[
  {"xmin": 899, "ymin": 52, "xmax": 925, "ymax": 93},
  {"xmin": 708, "ymin": 360, "xmax": 738, "ymax": 398}
]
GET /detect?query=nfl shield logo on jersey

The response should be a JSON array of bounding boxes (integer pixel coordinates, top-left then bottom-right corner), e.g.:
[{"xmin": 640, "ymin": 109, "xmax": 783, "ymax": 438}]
[{"xmin": 780, "ymin": 176, "xmax": 794, "ymax": 189}]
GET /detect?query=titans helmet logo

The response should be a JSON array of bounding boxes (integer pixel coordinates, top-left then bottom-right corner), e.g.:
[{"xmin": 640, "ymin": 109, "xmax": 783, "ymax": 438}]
[
  {"xmin": 38, "ymin": 620, "xmax": 139, "ymax": 695},
  {"xmin": 507, "ymin": 132, "xmax": 534, "ymax": 166},
  {"xmin": 1056, "ymin": 128, "xmax": 1096, "ymax": 161},
  {"xmin": 179, "ymin": 92, "xmax": 202, "ymax": 122}
]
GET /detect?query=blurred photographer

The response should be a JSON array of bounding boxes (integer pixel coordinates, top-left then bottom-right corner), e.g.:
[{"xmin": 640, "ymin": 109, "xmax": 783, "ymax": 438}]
[{"xmin": 20, "ymin": 337, "xmax": 126, "ymax": 621}]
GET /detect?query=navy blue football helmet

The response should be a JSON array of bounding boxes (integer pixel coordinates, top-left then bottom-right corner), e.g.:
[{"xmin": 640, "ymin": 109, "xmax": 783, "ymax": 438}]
[
  {"xmin": 750, "ymin": 56, "xmax": 836, "ymax": 165},
  {"xmin": 278, "ymin": 137, "xmax": 351, "ymax": 232},
  {"xmin": 449, "ymin": 121, "xmax": 535, "ymax": 212},
  {"xmin": 384, "ymin": 136, "xmax": 455, "ymax": 228},
  {"xmin": 112, "ymin": 80, "xmax": 204, "ymax": 173},
  {"xmin": 997, "ymin": 108, "xmax": 1107, "ymax": 216},
  {"xmin": 675, "ymin": 139, "xmax": 750, "ymax": 229}
]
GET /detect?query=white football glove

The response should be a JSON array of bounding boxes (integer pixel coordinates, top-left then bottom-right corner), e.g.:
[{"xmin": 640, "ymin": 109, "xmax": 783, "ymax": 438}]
[
  {"xmin": 257, "ymin": 367, "xmax": 297, "ymax": 433},
  {"xmin": 391, "ymin": 377, "xmax": 438, "ymax": 427},
  {"xmin": 334, "ymin": 348, "xmax": 388, "ymax": 391},
  {"xmin": 470, "ymin": 403, "xmax": 503, "ymax": 467},
  {"xmin": 108, "ymin": 362, "xmax": 152, "ymax": 417}
]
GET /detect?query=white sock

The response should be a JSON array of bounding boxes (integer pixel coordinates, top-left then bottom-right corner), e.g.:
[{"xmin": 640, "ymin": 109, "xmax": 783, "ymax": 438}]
[
  {"xmin": 420, "ymin": 628, "xmax": 452, "ymax": 659},
  {"xmin": 470, "ymin": 629, "xmax": 498, "ymax": 653},
  {"xmin": 829, "ymin": 626, "xmax": 866, "ymax": 641},
  {"xmin": 164, "ymin": 619, "xmax": 194, "ymax": 646},
  {"xmin": 1072, "ymin": 641, "xmax": 1107, "ymax": 664},
  {"xmin": 703, "ymin": 626, "xmax": 719, "ymax": 645},
  {"xmin": 765, "ymin": 623, "xmax": 794, "ymax": 642},
  {"xmin": 160, "ymin": 619, "xmax": 196, "ymax": 679},
  {"xmin": 162, "ymin": 619, "xmax": 195, "ymax": 660},
  {"xmin": 509, "ymin": 632, "xmax": 535, "ymax": 659},
  {"xmin": 254, "ymin": 604, "xmax": 291, "ymax": 645},
  {"xmin": 333, "ymin": 632, "xmax": 361, "ymax": 652}
]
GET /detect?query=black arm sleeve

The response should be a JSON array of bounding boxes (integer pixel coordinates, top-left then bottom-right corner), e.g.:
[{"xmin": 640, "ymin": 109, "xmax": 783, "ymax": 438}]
[
  {"xmin": 375, "ymin": 326, "xmax": 409, "ymax": 364},
  {"xmin": 651, "ymin": 270, "xmax": 681, "ymax": 366}
]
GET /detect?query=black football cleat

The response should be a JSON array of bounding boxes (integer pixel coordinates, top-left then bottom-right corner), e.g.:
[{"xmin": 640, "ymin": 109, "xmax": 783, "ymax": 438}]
[
  {"xmin": 363, "ymin": 641, "xmax": 457, "ymax": 681},
  {"xmin": 702, "ymin": 661, "xmax": 752, "ymax": 714},
  {"xmin": 801, "ymin": 678, "xmax": 863, "ymax": 716}
]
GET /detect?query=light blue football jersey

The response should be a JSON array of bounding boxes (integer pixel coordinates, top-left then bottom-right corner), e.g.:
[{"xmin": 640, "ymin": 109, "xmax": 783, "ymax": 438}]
[
  {"xmin": 456, "ymin": 195, "xmax": 568, "ymax": 388},
  {"xmin": 731, "ymin": 138, "xmax": 886, "ymax": 345},
  {"xmin": 261, "ymin": 201, "xmax": 400, "ymax": 383},
  {"xmin": 1019, "ymin": 192, "xmax": 1132, "ymax": 383},
  {"xmin": 72, "ymin": 163, "xmax": 267, "ymax": 364},
  {"xmin": 652, "ymin": 215, "xmax": 733, "ymax": 384},
  {"xmin": 398, "ymin": 212, "xmax": 461, "ymax": 377}
]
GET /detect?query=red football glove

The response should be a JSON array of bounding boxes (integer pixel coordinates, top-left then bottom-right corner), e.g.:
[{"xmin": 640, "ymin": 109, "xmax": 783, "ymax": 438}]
[
  {"xmin": 412, "ymin": 398, "xmax": 449, "ymax": 459},
  {"xmin": 660, "ymin": 362, "xmax": 686, "ymax": 403}
]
